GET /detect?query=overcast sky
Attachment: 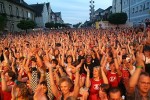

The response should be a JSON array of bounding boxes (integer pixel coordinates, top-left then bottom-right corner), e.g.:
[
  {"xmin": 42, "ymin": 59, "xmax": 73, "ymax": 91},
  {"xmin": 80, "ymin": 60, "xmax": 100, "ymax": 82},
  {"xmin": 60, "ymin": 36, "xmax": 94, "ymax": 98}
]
[{"xmin": 25, "ymin": 0, "xmax": 112, "ymax": 24}]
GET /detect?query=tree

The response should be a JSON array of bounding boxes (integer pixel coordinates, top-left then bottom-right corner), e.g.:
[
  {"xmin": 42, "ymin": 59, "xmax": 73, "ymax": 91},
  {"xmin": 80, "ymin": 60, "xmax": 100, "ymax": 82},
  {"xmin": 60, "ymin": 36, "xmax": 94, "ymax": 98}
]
[
  {"xmin": 45, "ymin": 22, "xmax": 55, "ymax": 29},
  {"xmin": 0, "ymin": 15, "xmax": 7, "ymax": 31},
  {"xmin": 17, "ymin": 20, "xmax": 36, "ymax": 32},
  {"xmin": 108, "ymin": 12, "xmax": 128, "ymax": 25},
  {"xmin": 45, "ymin": 22, "xmax": 68, "ymax": 29}
]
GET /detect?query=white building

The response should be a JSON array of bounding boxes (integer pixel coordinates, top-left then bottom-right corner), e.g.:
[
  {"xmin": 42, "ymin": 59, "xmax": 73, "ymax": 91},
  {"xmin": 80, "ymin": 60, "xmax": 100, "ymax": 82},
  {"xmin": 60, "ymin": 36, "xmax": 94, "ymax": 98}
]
[
  {"xmin": 112, "ymin": 0, "xmax": 122, "ymax": 13},
  {"xmin": 30, "ymin": 2, "xmax": 51, "ymax": 28}
]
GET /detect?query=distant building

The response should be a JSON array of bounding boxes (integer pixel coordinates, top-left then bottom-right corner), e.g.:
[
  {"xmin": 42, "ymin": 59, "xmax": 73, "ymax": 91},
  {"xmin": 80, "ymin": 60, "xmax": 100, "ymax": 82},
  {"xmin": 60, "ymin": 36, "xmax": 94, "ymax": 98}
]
[
  {"xmin": 90, "ymin": 6, "xmax": 112, "ymax": 22},
  {"xmin": 30, "ymin": 2, "xmax": 51, "ymax": 28},
  {"xmin": 100, "ymin": 6, "xmax": 112, "ymax": 21},
  {"xmin": 0, "ymin": 0, "xmax": 35, "ymax": 32},
  {"xmin": 30, "ymin": 2, "xmax": 63, "ymax": 28},
  {"xmin": 51, "ymin": 11, "xmax": 63, "ymax": 24},
  {"xmin": 94, "ymin": 8, "xmax": 104, "ymax": 21}
]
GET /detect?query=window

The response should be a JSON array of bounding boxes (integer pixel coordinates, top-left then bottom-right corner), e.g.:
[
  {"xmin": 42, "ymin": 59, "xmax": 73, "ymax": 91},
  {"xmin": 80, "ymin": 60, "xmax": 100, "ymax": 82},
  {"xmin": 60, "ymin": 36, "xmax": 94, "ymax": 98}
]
[
  {"xmin": 22, "ymin": 9, "xmax": 24, "ymax": 17},
  {"xmin": 26, "ymin": 11, "xmax": 28, "ymax": 18},
  {"xmin": 0, "ymin": 2, "xmax": 5, "ymax": 13},
  {"xmin": 31, "ymin": 13, "xmax": 33, "ymax": 19},
  {"xmin": 28, "ymin": 12, "xmax": 31, "ymax": 18},
  {"xmin": 147, "ymin": 2, "xmax": 149, "ymax": 9},
  {"xmin": 124, "ymin": 1, "xmax": 125, "ymax": 6},
  {"xmin": 9, "ymin": 5, "xmax": 12, "ymax": 15},
  {"xmin": 132, "ymin": 8, "xmax": 135, "ymax": 13},
  {"xmin": 139, "ymin": 5, "xmax": 142, "ymax": 11},
  {"xmin": 16, "ymin": 7, "xmax": 19, "ymax": 16},
  {"xmin": 136, "ymin": 6, "xmax": 138, "ymax": 13},
  {"xmin": 143, "ymin": 3, "xmax": 145, "ymax": 10}
]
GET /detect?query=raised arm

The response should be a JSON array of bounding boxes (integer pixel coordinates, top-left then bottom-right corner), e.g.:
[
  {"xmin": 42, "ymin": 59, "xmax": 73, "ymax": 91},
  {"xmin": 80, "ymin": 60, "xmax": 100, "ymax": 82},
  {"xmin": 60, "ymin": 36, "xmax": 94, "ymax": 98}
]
[
  {"xmin": 3, "ymin": 50, "xmax": 10, "ymax": 67},
  {"xmin": 112, "ymin": 48, "xmax": 122, "ymax": 77},
  {"xmin": 44, "ymin": 60, "xmax": 59, "ymax": 97},
  {"xmin": 73, "ymin": 67, "xmax": 80, "ymax": 98},
  {"xmin": 127, "ymin": 52, "xmax": 144, "ymax": 94},
  {"xmin": 84, "ymin": 65, "xmax": 91, "ymax": 88},
  {"xmin": 101, "ymin": 54, "xmax": 108, "ymax": 84}
]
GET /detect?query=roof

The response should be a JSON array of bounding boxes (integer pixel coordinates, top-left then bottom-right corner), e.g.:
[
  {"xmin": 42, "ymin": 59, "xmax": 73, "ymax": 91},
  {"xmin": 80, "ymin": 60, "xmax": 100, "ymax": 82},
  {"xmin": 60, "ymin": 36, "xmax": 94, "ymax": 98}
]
[
  {"xmin": 95, "ymin": 8, "xmax": 104, "ymax": 14},
  {"xmin": 105, "ymin": 6, "xmax": 112, "ymax": 11},
  {"xmin": 46, "ymin": 3, "xmax": 50, "ymax": 10},
  {"xmin": 30, "ymin": 3, "xmax": 50, "ymax": 17},
  {"xmin": 30, "ymin": 4, "xmax": 43, "ymax": 17},
  {"xmin": 55, "ymin": 12, "xmax": 61, "ymax": 17},
  {"xmin": 101, "ymin": 6, "xmax": 112, "ymax": 13},
  {"xmin": 6, "ymin": 0, "xmax": 34, "ymax": 11}
]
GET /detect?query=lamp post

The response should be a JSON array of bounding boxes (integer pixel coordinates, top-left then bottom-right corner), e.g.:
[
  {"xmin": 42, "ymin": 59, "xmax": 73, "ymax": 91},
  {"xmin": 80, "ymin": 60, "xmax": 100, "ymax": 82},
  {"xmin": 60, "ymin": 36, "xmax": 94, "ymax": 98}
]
[
  {"xmin": 129, "ymin": 0, "xmax": 130, "ymax": 22},
  {"xmin": 89, "ymin": 0, "xmax": 95, "ymax": 22},
  {"xmin": 121, "ymin": 0, "xmax": 122, "ymax": 12}
]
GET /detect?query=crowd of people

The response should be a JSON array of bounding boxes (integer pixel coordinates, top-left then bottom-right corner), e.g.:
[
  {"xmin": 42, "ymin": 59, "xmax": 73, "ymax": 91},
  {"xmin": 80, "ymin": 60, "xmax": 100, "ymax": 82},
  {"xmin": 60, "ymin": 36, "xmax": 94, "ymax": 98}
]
[{"xmin": 0, "ymin": 27, "xmax": 150, "ymax": 100}]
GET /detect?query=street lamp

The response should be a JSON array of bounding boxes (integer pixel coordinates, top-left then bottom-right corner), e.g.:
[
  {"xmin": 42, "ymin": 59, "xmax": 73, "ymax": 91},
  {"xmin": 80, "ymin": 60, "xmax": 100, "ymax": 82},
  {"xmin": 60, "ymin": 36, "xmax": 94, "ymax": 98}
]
[
  {"xmin": 129, "ymin": 0, "xmax": 130, "ymax": 22},
  {"xmin": 121, "ymin": 0, "xmax": 122, "ymax": 12}
]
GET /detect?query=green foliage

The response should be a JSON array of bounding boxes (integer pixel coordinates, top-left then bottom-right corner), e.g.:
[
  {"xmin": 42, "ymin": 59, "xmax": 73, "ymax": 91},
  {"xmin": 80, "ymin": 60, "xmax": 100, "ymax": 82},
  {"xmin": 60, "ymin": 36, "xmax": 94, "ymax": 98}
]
[
  {"xmin": 73, "ymin": 22, "xmax": 82, "ymax": 28},
  {"xmin": 108, "ymin": 12, "xmax": 128, "ymax": 25},
  {"xmin": 45, "ymin": 22, "xmax": 68, "ymax": 29},
  {"xmin": 0, "ymin": 15, "xmax": 7, "ymax": 31},
  {"xmin": 17, "ymin": 20, "xmax": 36, "ymax": 31},
  {"xmin": 45, "ymin": 22, "xmax": 55, "ymax": 28}
]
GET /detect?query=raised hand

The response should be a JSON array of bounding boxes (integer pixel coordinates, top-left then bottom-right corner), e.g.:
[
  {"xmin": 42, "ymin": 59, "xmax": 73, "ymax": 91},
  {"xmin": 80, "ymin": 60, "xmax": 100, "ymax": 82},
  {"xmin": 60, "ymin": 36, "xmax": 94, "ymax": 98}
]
[
  {"xmin": 84, "ymin": 65, "xmax": 90, "ymax": 74},
  {"xmin": 34, "ymin": 85, "xmax": 48, "ymax": 100}
]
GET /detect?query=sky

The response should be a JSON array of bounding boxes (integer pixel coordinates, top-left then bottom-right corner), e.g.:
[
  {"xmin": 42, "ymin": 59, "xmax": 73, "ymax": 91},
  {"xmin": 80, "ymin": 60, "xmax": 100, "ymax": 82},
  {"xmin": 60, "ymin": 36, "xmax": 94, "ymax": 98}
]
[{"xmin": 25, "ymin": 0, "xmax": 112, "ymax": 24}]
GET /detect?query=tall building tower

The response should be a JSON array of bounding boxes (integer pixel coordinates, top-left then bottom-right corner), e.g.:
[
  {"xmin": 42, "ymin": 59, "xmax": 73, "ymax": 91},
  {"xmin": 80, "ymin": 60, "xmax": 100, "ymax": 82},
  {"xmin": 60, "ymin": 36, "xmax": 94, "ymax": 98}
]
[{"xmin": 89, "ymin": 0, "xmax": 95, "ymax": 22}]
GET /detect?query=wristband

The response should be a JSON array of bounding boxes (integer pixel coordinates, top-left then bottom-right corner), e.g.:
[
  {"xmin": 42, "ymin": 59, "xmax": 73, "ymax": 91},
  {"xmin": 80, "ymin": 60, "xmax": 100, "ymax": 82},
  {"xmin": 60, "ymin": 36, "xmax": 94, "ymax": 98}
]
[
  {"xmin": 75, "ymin": 69, "xmax": 79, "ymax": 73},
  {"xmin": 136, "ymin": 66, "xmax": 143, "ymax": 69}
]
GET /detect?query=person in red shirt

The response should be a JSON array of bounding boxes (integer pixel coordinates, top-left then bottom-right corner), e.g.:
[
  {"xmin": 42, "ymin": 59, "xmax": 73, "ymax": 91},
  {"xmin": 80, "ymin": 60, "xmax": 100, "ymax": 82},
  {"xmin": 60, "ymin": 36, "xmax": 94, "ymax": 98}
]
[
  {"xmin": 84, "ymin": 55, "xmax": 108, "ymax": 100},
  {"xmin": 0, "ymin": 70, "xmax": 16, "ymax": 100},
  {"xmin": 106, "ymin": 48, "xmax": 122, "ymax": 88}
]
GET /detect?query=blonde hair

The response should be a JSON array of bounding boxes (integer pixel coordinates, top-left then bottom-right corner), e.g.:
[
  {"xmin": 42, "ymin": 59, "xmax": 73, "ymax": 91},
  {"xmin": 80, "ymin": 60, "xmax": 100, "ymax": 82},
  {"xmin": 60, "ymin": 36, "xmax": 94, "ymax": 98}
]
[{"xmin": 59, "ymin": 76, "xmax": 73, "ymax": 89}]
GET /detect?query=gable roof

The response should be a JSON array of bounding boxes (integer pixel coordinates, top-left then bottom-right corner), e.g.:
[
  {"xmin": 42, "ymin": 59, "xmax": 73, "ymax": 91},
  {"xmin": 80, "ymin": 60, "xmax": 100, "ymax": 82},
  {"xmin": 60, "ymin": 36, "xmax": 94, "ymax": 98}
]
[
  {"xmin": 46, "ymin": 3, "xmax": 50, "ymax": 10},
  {"xmin": 30, "ymin": 4, "xmax": 44, "ymax": 17},
  {"xmin": 95, "ymin": 8, "xmax": 104, "ymax": 14},
  {"xmin": 55, "ymin": 12, "xmax": 61, "ymax": 17},
  {"xmin": 30, "ymin": 2, "xmax": 50, "ymax": 17}
]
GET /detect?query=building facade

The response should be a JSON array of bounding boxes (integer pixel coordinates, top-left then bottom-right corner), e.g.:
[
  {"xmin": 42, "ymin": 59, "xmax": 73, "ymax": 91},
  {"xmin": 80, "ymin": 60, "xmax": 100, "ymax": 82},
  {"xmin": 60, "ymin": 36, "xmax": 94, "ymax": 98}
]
[
  {"xmin": 112, "ymin": 0, "xmax": 122, "ymax": 13},
  {"xmin": 112, "ymin": 0, "xmax": 150, "ymax": 25},
  {"xmin": 122, "ymin": 0, "xmax": 150, "ymax": 25},
  {"xmin": 0, "ymin": 0, "xmax": 35, "ymax": 32}
]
